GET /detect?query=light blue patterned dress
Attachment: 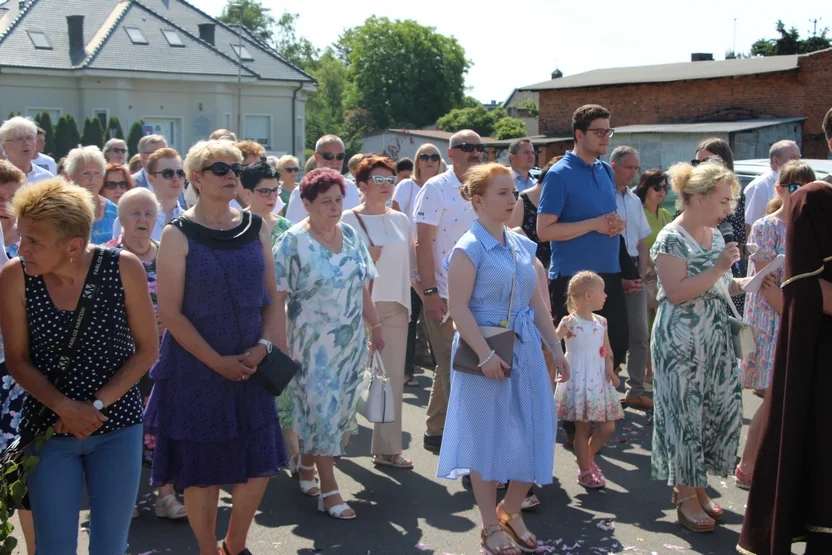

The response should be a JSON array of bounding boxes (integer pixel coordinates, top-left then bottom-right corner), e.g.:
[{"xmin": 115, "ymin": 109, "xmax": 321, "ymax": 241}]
[
  {"xmin": 273, "ymin": 223, "xmax": 377, "ymax": 456},
  {"xmin": 437, "ymin": 221, "xmax": 556, "ymax": 484},
  {"xmin": 91, "ymin": 198, "xmax": 118, "ymax": 245}
]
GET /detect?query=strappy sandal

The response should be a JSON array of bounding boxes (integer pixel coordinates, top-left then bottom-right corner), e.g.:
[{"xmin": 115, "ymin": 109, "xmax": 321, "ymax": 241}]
[
  {"xmin": 155, "ymin": 494, "xmax": 187, "ymax": 519},
  {"xmin": 287, "ymin": 453, "xmax": 300, "ymax": 476},
  {"xmin": 297, "ymin": 461, "xmax": 320, "ymax": 497},
  {"xmin": 590, "ymin": 457, "xmax": 603, "ymax": 478},
  {"xmin": 671, "ymin": 488, "xmax": 723, "ymax": 521},
  {"xmin": 578, "ymin": 469, "xmax": 605, "ymax": 489},
  {"xmin": 221, "ymin": 541, "xmax": 252, "ymax": 555},
  {"xmin": 735, "ymin": 465, "xmax": 752, "ymax": 490},
  {"xmin": 496, "ymin": 502, "xmax": 538, "ymax": 553},
  {"xmin": 676, "ymin": 495, "xmax": 716, "ymax": 533},
  {"xmin": 317, "ymin": 489, "xmax": 356, "ymax": 520},
  {"xmin": 372, "ymin": 454, "xmax": 414, "ymax": 469},
  {"xmin": 481, "ymin": 524, "xmax": 521, "ymax": 555}
]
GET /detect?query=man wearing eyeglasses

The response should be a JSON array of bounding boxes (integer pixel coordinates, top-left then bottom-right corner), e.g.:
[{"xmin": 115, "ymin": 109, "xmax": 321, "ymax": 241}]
[
  {"xmin": 0, "ymin": 117, "xmax": 53, "ymax": 184},
  {"xmin": 508, "ymin": 138, "xmax": 537, "ymax": 192},
  {"xmin": 743, "ymin": 140, "xmax": 801, "ymax": 235},
  {"xmin": 610, "ymin": 146, "xmax": 653, "ymax": 411},
  {"xmin": 414, "ymin": 129, "xmax": 481, "ymax": 451},
  {"xmin": 284, "ymin": 135, "xmax": 361, "ymax": 223},
  {"xmin": 32, "ymin": 127, "xmax": 57, "ymax": 176}
]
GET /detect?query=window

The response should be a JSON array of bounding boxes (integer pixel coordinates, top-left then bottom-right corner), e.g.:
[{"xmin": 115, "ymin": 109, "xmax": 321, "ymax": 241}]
[
  {"xmin": 93, "ymin": 109, "xmax": 108, "ymax": 129},
  {"xmin": 25, "ymin": 107, "xmax": 62, "ymax": 122},
  {"xmin": 244, "ymin": 115, "xmax": 271, "ymax": 149},
  {"xmin": 231, "ymin": 44, "xmax": 253, "ymax": 61},
  {"xmin": 124, "ymin": 27, "xmax": 148, "ymax": 45},
  {"xmin": 27, "ymin": 30, "xmax": 52, "ymax": 49},
  {"xmin": 161, "ymin": 29, "xmax": 184, "ymax": 47}
]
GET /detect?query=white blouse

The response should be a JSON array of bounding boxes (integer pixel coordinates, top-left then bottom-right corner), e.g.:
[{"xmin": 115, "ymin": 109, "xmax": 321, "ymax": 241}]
[{"xmin": 341, "ymin": 209, "xmax": 415, "ymax": 314}]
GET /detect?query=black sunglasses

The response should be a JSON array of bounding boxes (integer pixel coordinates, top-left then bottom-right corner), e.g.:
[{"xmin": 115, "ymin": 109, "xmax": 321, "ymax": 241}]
[
  {"xmin": 419, "ymin": 153, "xmax": 441, "ymax": 162},
  {"xmin": 103, "ymin": 180, "xmax": 130, "ymax": 190},
  {"xmin": 651, "ymin": 183, "xmax": 669, "ymax": 192},
  {"xmin": 201, "ymin": 162, "xmax": 242, "ymax": 177},
  {"xmin": 690, "ymin": 157, "xmax": 719, "ymax": 167},
  {"xmin": 319, "ymin": 152, "xmax": 346, "ymax": 161},
  {"xmin": 284, "ymin": 167, "xmax": 300, "ymax": 173},
  {"xmin": 110, "ymin": 148, "xmax": 127, "ymax": 154},
  {"xmin": 451, "ymin": 143, "xmax": 486, "ymax": 153},
  {"xmin": 151, "ymin": 168, "xmax": 186, "ymax": 180}
]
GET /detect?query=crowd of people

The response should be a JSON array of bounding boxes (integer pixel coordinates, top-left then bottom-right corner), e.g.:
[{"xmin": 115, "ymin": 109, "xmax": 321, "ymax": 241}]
[{"xmin": 0, "ymin": 102, "xmax": 830, "ymax": 555}]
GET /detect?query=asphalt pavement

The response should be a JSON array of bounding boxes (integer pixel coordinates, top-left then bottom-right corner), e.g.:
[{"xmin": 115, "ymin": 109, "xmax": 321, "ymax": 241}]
[{"xmin": 13, "ymin": 366, "xmax": 806, "ymax": 555}]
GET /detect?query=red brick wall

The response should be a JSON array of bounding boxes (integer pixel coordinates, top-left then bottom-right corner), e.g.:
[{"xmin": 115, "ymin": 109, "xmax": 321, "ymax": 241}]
[{"xmin": 537, "ymin": 48, "xmax": 832, "ymax": 158}]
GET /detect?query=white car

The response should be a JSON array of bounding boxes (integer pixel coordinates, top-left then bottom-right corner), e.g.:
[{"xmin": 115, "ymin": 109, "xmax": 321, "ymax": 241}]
[{"xmin": 734, "ymin": 159, "xmax": 832, "ymax": 189}]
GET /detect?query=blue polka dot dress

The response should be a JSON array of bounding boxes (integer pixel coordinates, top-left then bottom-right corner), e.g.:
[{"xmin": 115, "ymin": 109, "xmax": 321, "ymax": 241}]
[{"xmin": 436, "ymin": 221, "xmax": 556, "ymax": 484}]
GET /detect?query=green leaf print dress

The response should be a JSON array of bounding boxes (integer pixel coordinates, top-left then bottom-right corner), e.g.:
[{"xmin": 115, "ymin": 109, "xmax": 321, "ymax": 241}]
[{"xmin": 650, "ymin": 223, "xmax": 743, "ymax": 488}]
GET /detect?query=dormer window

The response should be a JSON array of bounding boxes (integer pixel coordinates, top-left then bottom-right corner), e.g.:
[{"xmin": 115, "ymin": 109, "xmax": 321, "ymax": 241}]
[
  {"xmin": 162, "ymin": 29, "xmax": 184, "ymax": 47},
  {"xmin": 231, "ymin": 44, "xmax": 253, "ymax": 61},
  {"xmin": 125, "ymin": 27, "xmax": 148, "ymax": 45},
  {"xmin": 27, "ymin": 30, "xmax": 52, "ymax": 49}
]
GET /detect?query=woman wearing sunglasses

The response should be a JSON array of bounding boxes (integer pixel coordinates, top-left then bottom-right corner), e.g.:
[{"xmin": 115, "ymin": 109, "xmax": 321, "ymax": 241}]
[
  {"xmin": 277, "ymin": 155, "xmax": 301, "ymax": 215},
  {"xmin": 101, "ymin": 163, "xmax": 134, "ymax": 204},
  {"xmin": 66, "ymin": 145, "xmax": 118, "ymax": 245},
  {"xmin": 734, "ymin": 160, "xmax": 816, "ymax": 491},
  {"xmin": 343, "ymin": 155, "xmax": 420, "ymax": 470},
  {"xmin": 392, "ymin": 144, "xmax": 446, "ymax": 387},
  {"xmin": 145, "ymin": 140, "xmax": 287, "ymax": 554},
  {"xmin": 103, "ymin": 138, "xmax": 129, "ymax": 166}
]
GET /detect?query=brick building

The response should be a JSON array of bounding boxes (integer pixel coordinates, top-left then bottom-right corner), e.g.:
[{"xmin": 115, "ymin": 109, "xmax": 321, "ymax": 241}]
[{"xmin": 513, "ymin": 49, "xmax": 832, "ymax": 164}]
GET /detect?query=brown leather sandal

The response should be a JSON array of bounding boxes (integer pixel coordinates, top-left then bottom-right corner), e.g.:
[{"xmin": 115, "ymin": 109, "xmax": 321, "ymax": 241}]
[
  {"xmin": 496, "ymin": 502, "xmax": 538, "ymax": 552},
  {"xmin": 676, "ymin": 495, "xmax": 716, "ymax": 533},
  {"xmin": 481, "ymin": 524, "xmax": 520, "ymax": 555},
  {"xmin": 671, "ymin": 488, "xmax": 723, "ymax": 521}
]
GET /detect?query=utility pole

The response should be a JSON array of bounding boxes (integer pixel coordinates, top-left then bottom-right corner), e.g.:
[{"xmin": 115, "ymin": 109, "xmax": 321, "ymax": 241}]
[
  {"xmin": 733, "ymin": 18, "xmax": 737, "ymax": 55},
  {"xmin": 808, "ymin": 18, "xmax": 821, "ymax": 37},
  {"xmin": 229, "ymin": 2, "xmax": 243, "ymax": 138}
]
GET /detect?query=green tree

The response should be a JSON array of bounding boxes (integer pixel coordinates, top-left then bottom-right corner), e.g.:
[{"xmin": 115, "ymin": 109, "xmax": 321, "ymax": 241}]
[
  {"xmin": 106, "ymin": 116, "xmax": 125, "ymax": 140},
  {"xmin": 217, "ymin": 0, "xmax": 276, "ymax": 44},
  {"xmin": 750, "ymin": 19, "xmax": 830, "ymax": 56},
  {"xmin": 341, "ymin": 17, "xmax": 469, "ymax": 131},
  {"xmin": 516, "ymin": 99, "xmax": 539, "ymax": 117},
  {"xmin": 6, "ymin": 112, "xmax": 20, "ymax": 120},
  {"xmin": 305, "ymin": 49, "xmax": 348, "ymax": 149},
  {"xmin": 54, "ymin": 115, "xmax": 81, "ymax": 159},
  {"xmin": 273, "ymin": 11, "xmax": 319, "ymax": 69},
  {"xmin": 493, "ymin": 117, "xmax": 528, "ymax": 140},
  {"xmin": 81, "ymin": 117, "xmax": 105, "ymax": 148},
  {"xmin": 458, "ymin": 96, "xmax": 482, "ymax": 109},
  {"xmin": 127, "ymin": 120, "xmax": 145, "ymax": 157},
  {"xmin": 437, "ymin": 105, "xmax": 498, "ymax": 137},
  {"xmin": 36, "ymin": 112, "xmax": 56, "ymax": 155}
]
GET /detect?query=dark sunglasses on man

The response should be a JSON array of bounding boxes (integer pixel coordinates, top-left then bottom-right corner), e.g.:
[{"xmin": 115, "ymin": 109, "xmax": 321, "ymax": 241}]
[
  {"xmin": 201, "ymin": 162, "xmax": 243, "ymax": 177},
  {"xmin": 451, "ymin": 143, "xmax": 486, "ymax": 153},
  {"xmin": 319, "ymin": 152, "xmax": 346, "ymax": 161},
  {"xmin": 150, "ymin": 169, "xmax": 187, "ymax": 180},
  {"xmin": 103, "ymin": 180, "xmax": 130, "ymax": 190},
  {"xmin": 418, "ymin": 153, "xmax": 441, "ymax": 162}
]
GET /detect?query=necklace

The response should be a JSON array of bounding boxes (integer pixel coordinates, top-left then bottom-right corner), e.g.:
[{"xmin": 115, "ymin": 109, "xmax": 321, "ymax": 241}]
[
  {"xmin": 309, "ymin": 223, "xmax": 338, "ymax": 245},
  {"xmin": 124, "ymin": 240, "xmax": 153, "ymax": 257}
]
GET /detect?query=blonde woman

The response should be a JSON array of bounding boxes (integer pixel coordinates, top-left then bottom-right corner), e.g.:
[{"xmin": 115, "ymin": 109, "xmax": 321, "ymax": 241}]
[
  {"xmin": 277, "ymin": 155, "xmax": 301, "ymax": 212},
  {"xmin": 65, "ymin": 146, "xmax": 118, "ymax": 245}
]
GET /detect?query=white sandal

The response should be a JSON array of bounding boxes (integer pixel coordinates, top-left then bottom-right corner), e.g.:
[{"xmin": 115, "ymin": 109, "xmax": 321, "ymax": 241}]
[
  {"xmin": 317, "ymin": 489, "xmax": 355, "ymax": 520},
  {"xmin": 298, "ymin": 462, "xmax": 320, "ymax": 497},
  {"xmin": 155, "ymin": 494, "xmax": 187, "ymax": 519}
]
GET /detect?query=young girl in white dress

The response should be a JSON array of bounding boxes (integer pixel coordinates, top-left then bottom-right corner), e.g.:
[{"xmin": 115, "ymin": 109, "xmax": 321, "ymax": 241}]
[{"xmin": 555, "ymin": 271, "xmax": 624, "ymax": 489}]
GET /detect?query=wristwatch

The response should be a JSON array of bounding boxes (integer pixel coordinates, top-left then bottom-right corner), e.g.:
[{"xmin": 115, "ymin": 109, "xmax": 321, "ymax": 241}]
[
  {"xmin": 423, "ymin": 287, "xmax": 438, "ymax": 296},
  {"xmin": 258, "ymin": 338, "xmax": 273, "ymax": 353},
  {"xmin": 92, "ymin": 397, "xmax": 104, "ymax": 411}
]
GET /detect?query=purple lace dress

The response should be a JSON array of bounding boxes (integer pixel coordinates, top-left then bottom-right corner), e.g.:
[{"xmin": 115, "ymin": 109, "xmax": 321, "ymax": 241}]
[{"xmin": 143, "ymin": 213, "xmax": 287, "ymax": 490}]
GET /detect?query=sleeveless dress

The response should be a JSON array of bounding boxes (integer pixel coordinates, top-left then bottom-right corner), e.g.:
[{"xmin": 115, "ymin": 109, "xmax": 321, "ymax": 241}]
[
  {"xmin": 555, "ymin": 314, "xmax": 623, "ymax": 422},
  {"xmin": 143, "ymin": 212, "xmax": 287, "ymax": 489},
  {"xmin": 20, "ymin": 246, "xmax": 142, "ymax": 436},
  {"xmin": 436, "ymin": 221, "xmax": 555, "ymax": 484},
  {"xmin": 519, "ymin": 191, "xmax": 551, "ymax": 270}
]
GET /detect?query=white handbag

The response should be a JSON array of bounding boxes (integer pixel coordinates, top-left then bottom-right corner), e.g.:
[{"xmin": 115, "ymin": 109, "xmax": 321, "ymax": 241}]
[{"xmin": 356, "ymin": 352, "xmax": 395, "ymax": 424}]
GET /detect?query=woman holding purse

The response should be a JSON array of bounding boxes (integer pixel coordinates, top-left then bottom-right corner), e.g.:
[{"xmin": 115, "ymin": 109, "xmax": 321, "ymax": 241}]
[
  {"xmin": 438, "ymin": 163, "xmax": 568, "ymax": 555},
  {"xmin": 342, "ymin": 156, "xmax": 420, "ymax": 470}
]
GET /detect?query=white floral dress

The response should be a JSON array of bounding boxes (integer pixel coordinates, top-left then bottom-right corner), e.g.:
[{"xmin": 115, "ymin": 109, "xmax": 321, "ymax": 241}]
[{"xmin": 555, "ymin": 314, "xmax": 623, "ymax": 422}]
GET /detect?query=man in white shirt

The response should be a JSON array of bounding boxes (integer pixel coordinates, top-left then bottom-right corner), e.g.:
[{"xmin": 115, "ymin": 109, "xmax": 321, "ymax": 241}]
[
  {"xmin": 508, "ymin": 137, "xmax": 537, "ymax": 192},
  {"xmin": 32, "ymin": 127, "xmax": 57, "ymax": 175},
  {"xmin": 285, "ymin": 135, "xmax": 360, "ymax": 223},
  {"xmin": 414, "ymin": 129, "xmax": 481, "ymax": 451},
  {"xmin": 0, "ymin": 117, "xmax": 53, "ymax": 184},
  {"xmin": 743, "ymin": 140, "xmax": 801, "ymax": 234},
  {"xmin": 611, "ymin": 146, "xmax": 653, "ymax": 410}
]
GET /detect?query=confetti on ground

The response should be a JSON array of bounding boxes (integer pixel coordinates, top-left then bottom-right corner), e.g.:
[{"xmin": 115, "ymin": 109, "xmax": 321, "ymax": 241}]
[
  {"xmin": 415, "ymin": 542, "xmax": 428, "ymax": 551},
  {"xmin": 664, "ymin": 545, "xmax": 685, "ymax": 552}
]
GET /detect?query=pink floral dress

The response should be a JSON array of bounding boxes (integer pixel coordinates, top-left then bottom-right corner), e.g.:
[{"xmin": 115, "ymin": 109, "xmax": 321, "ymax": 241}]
[
  {"xmin": 740, "ymin": 214, "xmax": 786, "ymax": 392},
  {"xmin": 555, "ymin": 314, "xmax": 624, "ymax": 422}
]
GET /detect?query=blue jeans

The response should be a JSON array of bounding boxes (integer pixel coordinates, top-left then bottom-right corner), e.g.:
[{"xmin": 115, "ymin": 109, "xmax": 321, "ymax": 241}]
[{"xmin": 27, "ymin": 424, "xmax": 142, "ymax": 555}]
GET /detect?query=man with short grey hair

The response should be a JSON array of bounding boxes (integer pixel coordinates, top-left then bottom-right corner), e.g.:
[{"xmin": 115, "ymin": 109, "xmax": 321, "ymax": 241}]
[
  {"xmin": 132, "ymin": 134, "xmax": 168, "ymax": 190},
  {"xmin": 743, "ymin": 139, "xmax": 801, "ymax": 232},
  {"xmin": 508, "ymin": 138, "xmax": 536, "ymax": 192},
  {"xmin": 0, "ymin": 116, "xmax": 53, "ymax": 183}
]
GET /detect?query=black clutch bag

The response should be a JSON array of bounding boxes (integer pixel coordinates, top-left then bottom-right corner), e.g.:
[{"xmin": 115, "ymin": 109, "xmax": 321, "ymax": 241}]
[{"xmin": 252, "ymin": 347, "xmax": 300, "ymax": 396}]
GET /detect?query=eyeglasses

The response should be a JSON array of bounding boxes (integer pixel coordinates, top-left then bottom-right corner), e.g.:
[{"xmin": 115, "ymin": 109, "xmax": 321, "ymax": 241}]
[
  {"xmin": 6, "ymin": 135, "xmax": 35, "ymax": 143},
  {"xmin": 651, "ymin": 183, "xmax": 669, "ymax": 192},
  {"xmin": 103, "ymin": 180, "xmax": 130, "ymax": 190},
  {"xmin": 419, "ymin": 153, "xmax": 441, "ymax": 162},
  {"xmin": 201, "ymin": 162, "xmax": 242, "ymax": 177},
  {"xmin": 283, "ymin": 167, "xmax": 300, "ymax": 173},
  {"xmin": 369, "ymin": 175, "xmax": 396, "ymax": 185},
  {"xmin": 785, "ymin": 183, "xmax": 803, "ymax": 194},
  {"xmin": 110, "ymin": 148, "xmax": 127, "ymax": 154},
  {"xmin": 451, "ymin": 143, "xmax": 485, "ymax": 153},
  {"xmin": 253, "ymin": 186, "xmax": 279, "ymax": 198},
  {"xmin": 585, "ymin": 128, "xmax": 615, "ymax": 138},
  {"xmin": 319, "ymin": 152, "xmax": 346, "ymax": 161},
  {"xmin": 690, "ymin": 157, "xmax": 719, "ymax": 167},
  {"xmin": 151, "ymin": 169, "xmax": 186, "ymax": 180}
]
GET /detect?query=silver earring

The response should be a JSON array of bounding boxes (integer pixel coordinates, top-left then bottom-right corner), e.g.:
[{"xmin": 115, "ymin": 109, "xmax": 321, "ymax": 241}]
[{"xmin": 70, "ymin": 257, "xmax": 74, "ymax": 264}]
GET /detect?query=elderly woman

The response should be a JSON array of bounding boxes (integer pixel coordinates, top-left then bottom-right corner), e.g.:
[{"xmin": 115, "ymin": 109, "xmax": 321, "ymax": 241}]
[
  {"xmin": 65, "ymin": 146, "xmax": 118, "ymax": 244},
  {"xmin": 651, "ymin": 161, "xmax": 747, "ymax": 533},
  {"xmin": 144, "ymin": 140, "xmax": 287, "ymax": 554},
  {"xmin": 0, "ymin": 117, "xmax": 53, "ymax": 183},
  {"xmin": 277, "ymin": 154, "xmax": 301, "ymax": 212},
  {"xmin": 273, "ymin": 168, "xmax": 384, "ymax": 519},
  {"xmin": 101, "ymin": 163, "xmax": 134, "ymax": 205},
  {"xmin": 103, "ymin": 138, "xmax": 128, "ymax": 166},
  {"xmin": 0, "ymin": 178, "xmax": 158, "ymax": 553},
  {"xmin": 342, "ymin": 155, "xmax": 419, "ymax": 469}
]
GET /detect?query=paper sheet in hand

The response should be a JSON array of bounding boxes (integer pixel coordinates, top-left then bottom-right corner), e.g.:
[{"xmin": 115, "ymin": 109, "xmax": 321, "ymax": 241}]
[{"xmin": 742, "ymin": 254, "xmax": 785, "ymax": 293}]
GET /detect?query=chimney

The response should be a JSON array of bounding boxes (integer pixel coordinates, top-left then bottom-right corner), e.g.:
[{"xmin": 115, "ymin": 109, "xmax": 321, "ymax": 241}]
[
  {"xmin": 551, "ymin": 68, "xmax": 563, "ymax": 79},
  {"xmin": 691, "ymin": 53, "xmax": 714, "ymax": 62},
  {"xmin": 67, "ymin": 15, "xmax": 84, "ymax": 65},
  {"xmin": 198, "ymin": 23, "xmax": 215, "ymax": 46}
]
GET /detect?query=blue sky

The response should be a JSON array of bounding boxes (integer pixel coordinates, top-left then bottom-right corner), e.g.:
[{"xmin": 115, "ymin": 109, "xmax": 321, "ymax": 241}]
[{"xmin": 191, "ymin": 0, "xmax": 828, "ymax": 103}]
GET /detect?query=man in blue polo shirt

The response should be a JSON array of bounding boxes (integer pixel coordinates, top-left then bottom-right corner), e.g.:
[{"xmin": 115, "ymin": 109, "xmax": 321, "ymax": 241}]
[{"xmin": 537, "ymin": 105, "xmax": 628, "ymax": 436}]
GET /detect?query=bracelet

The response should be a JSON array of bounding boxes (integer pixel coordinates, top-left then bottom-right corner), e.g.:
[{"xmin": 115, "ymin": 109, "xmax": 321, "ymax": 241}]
[
  {"xmin": 423, "ymin": 287, "xmax": 438, "ymax": 296},
  {"xmin": 477, "ymin": 349, "xmax": 496, "ymax": 368},
  {"xmin": 369, "ymin": 323, "xmax": 382, "ymax": 330}
]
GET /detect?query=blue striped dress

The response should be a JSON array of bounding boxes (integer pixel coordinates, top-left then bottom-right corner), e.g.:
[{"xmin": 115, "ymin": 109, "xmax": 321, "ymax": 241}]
[{"xmin": 436, "ymin": 220, "xmax": 556, "ymax": 484}]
